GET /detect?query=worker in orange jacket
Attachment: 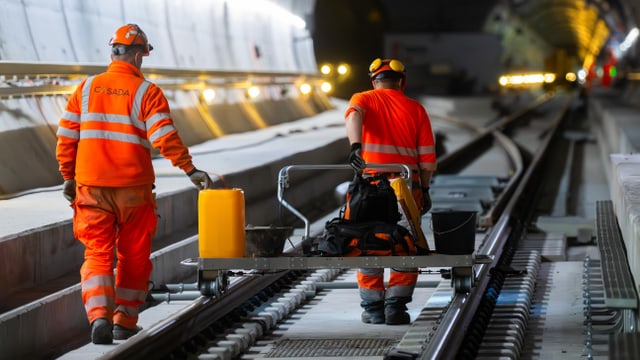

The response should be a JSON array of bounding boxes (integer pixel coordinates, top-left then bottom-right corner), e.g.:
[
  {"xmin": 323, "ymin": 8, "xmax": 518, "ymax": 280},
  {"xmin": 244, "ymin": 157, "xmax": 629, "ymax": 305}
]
[
  {"xmin": 56, "ymin": 24, "xmax": 213, "ymax": 345},
  {"xmin": 345, "ymin": 58, "xmax": 436, "ymax": 325}
]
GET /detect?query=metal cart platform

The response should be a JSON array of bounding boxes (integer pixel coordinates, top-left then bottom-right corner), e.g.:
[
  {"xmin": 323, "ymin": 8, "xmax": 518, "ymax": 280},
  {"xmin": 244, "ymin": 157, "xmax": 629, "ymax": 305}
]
[{"xmin": 190, "ymin": 164, "xmax": 488, "ymax": 297}]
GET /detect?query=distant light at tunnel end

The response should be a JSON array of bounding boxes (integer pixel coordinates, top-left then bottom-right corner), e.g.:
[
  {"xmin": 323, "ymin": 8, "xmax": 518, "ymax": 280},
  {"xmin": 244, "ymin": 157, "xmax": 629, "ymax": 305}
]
[{"xmin": 499, "ymin": 72, "xmax": 557, "ymax": 87}]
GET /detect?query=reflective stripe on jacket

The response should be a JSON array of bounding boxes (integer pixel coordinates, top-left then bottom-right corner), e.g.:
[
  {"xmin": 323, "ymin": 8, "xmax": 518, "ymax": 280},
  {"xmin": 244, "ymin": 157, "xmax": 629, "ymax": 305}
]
[
  {"xmin": 345, "ymin": 88, "xmax": 436, "ymax": 173},
  {"xmin": 56, "ymin": 61, "xmax": 194, "ymax": 186}
]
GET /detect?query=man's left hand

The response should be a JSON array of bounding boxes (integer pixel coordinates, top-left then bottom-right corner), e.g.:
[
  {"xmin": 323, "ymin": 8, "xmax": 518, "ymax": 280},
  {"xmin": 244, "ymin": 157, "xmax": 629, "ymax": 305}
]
[{"xmin": 188, "ymin": 169, "xmax": 213, "ymax": 190}]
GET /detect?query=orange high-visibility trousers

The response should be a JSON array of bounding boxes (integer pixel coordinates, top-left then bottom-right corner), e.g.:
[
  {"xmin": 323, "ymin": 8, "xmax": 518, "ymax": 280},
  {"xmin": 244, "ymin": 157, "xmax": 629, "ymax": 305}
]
[
  {"xmin": 73, "ymin": 184, "xmax": 157, "ymax": 328},
  {"xmin": 357, "ymin": 267, "xmax": 418, "ymax": 302}
]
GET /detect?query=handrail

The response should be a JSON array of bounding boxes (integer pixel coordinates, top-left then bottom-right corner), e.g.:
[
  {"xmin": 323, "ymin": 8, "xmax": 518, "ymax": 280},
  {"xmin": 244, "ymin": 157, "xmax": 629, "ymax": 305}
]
[
  {"xmin": 0, "ymin": 61, "xmax": 323, "ymax": 97},
  {"xmin": 277, "ymin": 163, "xmax": 411, "ymax": 240},
  {"xmin": 0, "ymin": 60, "xmax": 321, "ymax": 79}
]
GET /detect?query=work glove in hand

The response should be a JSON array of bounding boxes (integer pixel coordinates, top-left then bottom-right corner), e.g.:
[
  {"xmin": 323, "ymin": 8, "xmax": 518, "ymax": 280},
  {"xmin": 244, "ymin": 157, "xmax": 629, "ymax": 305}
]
[
  {"xmin": 421, "ymin": 187, "xmax": 432, "ymax": 215},
  {"xmin": 348, "ymin": 142, "xmax": 366, "ymax": 172},
  {"xmin": 188, "ymin": 168, "xmax": 213, "ymax": 190},
  {"xmin": 63, "ymin": 179, "xmax": 76, "ymax": 202}
]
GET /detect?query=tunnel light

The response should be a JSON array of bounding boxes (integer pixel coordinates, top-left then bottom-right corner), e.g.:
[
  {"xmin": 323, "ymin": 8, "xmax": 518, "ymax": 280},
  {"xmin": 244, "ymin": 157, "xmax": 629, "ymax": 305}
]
[
  {"xmin": 320, "ymin": 81, "xmax": 332, "ymax": 93},
  {"xmin": 299, "ymin": 83, "xmax": 312, "ymax": 95},
  {"xmin": 619, "ymin": 27, "xmax": 639, "ymax": 54},
  {"xmin": 320, "ymin": 64, "xmax": 332, "ymax": 75},
  {"xmin": 577, "ymin": 69, "xmax": 587, "ymax": 82},
  {"xmin": 202, "ymin": 88, "xmax": 216, "ymax": 103},
  {"xmin": 498, "ymin": 72, "xmax": 557, "ymax": 87},
  {"xmin": 247, "ymin": 86, "xmax": 260, "ymax": 99},
  {"xmin": 337, "ymin": 63, "xmax": 349, "ymax": 76}
]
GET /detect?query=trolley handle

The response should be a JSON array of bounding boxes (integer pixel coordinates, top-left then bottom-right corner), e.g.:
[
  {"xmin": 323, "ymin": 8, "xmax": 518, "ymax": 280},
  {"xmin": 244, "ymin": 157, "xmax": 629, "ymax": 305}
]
[{"xmin": 277, "ymin": 163, "xmax": 412, "ymax": 240}]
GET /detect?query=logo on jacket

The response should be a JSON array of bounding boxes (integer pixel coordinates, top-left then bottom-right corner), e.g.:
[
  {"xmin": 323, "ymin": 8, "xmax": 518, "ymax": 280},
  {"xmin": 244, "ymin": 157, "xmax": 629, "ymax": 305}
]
[{"xmin": 94, "ymin": 86, "xmax": 130, "ymax": 96}]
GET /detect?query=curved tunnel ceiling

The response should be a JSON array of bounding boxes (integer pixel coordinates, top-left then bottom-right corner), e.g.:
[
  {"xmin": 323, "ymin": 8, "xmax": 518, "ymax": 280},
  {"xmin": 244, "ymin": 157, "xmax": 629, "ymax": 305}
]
[
  {"xmin": 512, "ymin": 0, "xmax": 620, "ymax": 67},
  {"xmin": 378, "ymin": 0, "xmax": 638, "ymax": 68}
]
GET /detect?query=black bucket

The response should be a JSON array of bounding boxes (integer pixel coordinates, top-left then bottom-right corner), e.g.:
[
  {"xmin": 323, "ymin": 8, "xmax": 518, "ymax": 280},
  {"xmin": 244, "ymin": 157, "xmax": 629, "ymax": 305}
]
[
  {"xmin": 431, "ymin": 209, "xmax": 477, "ymax": 255},
  {"xmin": 245, "ymin": 225, "xmax": 293, "ymax": 257}
]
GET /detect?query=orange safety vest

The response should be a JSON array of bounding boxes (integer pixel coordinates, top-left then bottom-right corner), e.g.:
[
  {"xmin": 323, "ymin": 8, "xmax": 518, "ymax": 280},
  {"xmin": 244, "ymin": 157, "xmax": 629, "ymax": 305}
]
[
  {"xmin": 345, "ymin": 88, "xmax": 436, "ymax": 176},
  {"xmin": 56, "ymin": 61, "xmax": 194, "ymax": 187}
]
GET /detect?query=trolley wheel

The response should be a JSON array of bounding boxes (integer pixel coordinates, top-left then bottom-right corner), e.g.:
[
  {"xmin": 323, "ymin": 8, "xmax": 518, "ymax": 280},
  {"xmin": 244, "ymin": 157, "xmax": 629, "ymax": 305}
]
[
  {"xmin": 452, "ymin": 267, "xmax": 474, "ymax": 293},
  {"xmin": 200, "ymin": 279, "xmax": 218, "ymax": 297},
  {"xmin": 198, "ymin": 270, "xmax": 229, "ymax": 297}
]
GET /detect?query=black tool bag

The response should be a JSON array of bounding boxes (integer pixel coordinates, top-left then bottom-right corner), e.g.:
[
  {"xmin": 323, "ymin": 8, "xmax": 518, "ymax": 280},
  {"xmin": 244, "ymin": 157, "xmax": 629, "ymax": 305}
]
[
  {"xmin": 342, "ymin": 173, "xmax": 400, "ymax": 224},
  {"xmin": 313, "ymin": 217, "xmax": 416, "ymax": 257}
]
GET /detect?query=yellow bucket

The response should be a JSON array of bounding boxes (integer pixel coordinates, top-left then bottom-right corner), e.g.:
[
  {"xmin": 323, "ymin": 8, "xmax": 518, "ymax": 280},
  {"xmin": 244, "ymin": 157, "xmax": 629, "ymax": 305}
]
[{"xmin": 198, "ymin": 188, "xmax": 246, "ymax": 258}]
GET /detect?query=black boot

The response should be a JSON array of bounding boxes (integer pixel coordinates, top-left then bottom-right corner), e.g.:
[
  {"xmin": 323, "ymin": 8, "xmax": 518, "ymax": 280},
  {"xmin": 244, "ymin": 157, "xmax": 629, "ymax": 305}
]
[
  {"xmin": 385, "ymin": 297, "xmax": 411, "ymax": 325},
  {"xmin": 360, "ymin": 300, "xmax": 385, "ymax": 324},
  {"xmin": 91, "ymin": 318, "xmax": 113, "ymax": 344}
]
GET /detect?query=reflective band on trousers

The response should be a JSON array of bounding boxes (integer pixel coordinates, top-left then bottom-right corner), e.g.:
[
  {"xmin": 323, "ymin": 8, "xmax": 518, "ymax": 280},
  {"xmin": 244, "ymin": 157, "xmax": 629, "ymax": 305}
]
[
  {"xmin": 116, "ymin": 286, "xmax": 147, "ymax": 303},
  {"xmin": 82, "ymin": 274, "xmax": 115, "ymax": 313}
]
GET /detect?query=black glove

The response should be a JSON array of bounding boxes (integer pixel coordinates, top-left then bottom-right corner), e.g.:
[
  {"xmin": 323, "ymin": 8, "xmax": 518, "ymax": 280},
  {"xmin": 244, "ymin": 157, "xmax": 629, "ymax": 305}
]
[
  {"xmin": 63, "ymin": 179, "xmax": 76, "ymax": 202},
  {"xmin": 348, "ymin": 142, "xmax": 365, "ymax": 172},
  {"xmin": 187, "ymin": 168, "xmax": 213, "ymax": 190},
  {"xmin": 421, "ymin": 187, "xmax": 431, "ymax": 215}
]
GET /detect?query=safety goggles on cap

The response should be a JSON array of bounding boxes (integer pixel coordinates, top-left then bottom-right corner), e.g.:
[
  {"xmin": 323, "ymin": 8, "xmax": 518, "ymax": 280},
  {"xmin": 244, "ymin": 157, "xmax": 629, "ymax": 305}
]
[{"xmin": 368, "ymin": 58, "xmax": 405, "ymax": 79}]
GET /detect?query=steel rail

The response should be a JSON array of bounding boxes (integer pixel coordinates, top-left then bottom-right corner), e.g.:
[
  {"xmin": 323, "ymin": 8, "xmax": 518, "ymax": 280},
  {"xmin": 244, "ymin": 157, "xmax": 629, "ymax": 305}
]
[
  {"xmin": 98, "ymin": 270, "xmax": 293, "ymax": 360},
  {"xmin": 103, "ymin": 94, "xmax": 567, "ymax": 360},
  {"xmin": 421, "ymin": 93, "xmax": 574, "ymax": 359},
  {"xmin": 436, "ymin": 92, "xmax": 554, "ymax": 175},
  {"xmin": 40, "ymin": 92, "xmax": 566, "ymax": 359}
]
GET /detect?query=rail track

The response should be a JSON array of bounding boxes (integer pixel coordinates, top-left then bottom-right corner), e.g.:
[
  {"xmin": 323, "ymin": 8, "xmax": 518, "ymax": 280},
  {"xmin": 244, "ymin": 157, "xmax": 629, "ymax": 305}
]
[
  {"xmin": 3, "ymin": 81, "xmax": 592, "ymax": 359},
  {"xmin": 55, "ymin": 91, "xmax": 578, "ymax": 359}
]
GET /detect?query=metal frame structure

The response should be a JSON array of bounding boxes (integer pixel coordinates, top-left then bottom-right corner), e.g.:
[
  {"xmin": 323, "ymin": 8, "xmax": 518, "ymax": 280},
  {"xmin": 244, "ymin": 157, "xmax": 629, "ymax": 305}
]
[{"xmin": 194, "ymin": 164, "xmax": 486, "ymax": 297}]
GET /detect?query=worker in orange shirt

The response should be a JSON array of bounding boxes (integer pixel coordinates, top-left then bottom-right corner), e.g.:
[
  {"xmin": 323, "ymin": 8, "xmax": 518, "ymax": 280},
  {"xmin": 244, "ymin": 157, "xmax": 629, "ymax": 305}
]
[
  {"xmin": 56, "ymin": 24, "xmax": 213, "ymax": 344},
  {"xmin": 345, "ymin": 58, "xmax": 436, "ymax": 325}
]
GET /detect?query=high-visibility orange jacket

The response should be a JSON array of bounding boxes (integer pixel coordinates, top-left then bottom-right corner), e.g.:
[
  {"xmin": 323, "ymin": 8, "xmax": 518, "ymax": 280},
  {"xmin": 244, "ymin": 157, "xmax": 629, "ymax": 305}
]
[
  {"xmin": 56, "ymin": 60, "xmax": 195, "ymax": 186},
  {"xmin": 345, "ymin": 88, "xmax": 436, "ymax": 174}
]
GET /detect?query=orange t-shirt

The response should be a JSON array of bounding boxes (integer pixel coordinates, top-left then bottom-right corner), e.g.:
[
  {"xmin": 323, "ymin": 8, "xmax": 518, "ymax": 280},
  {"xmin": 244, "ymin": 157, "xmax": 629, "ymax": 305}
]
[{"xmin": 345, "ymin": 88, "xmax": 436, "ymax": 173}]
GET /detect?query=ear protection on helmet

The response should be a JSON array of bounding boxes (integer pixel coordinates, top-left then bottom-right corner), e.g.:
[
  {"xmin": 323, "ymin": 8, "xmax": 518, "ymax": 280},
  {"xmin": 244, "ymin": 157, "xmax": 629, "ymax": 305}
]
[{"xmin": 111, "ymin": 46, "xmax": 127, "ymax": 56}]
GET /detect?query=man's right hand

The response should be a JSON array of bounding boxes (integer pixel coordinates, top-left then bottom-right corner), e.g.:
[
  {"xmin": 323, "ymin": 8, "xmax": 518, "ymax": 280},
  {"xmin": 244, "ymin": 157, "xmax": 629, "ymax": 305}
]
[
  {"xmin": 348, "ymin": 142, "xmax": 365, "ymax": 171},
  {"xmin": 63, "ymin": 179, "xmax": 76, "ymax": 202},
  {"xmin": 421, "ymin": 187, "xmax": 432, "ymax": 215}
]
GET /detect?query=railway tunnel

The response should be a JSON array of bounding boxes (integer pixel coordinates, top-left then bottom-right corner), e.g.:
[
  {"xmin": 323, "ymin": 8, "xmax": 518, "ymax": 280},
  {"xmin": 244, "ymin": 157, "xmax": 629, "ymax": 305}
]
[{"xmin": 1, "ymin": 0, "xmax": 640, "ymax": 358}]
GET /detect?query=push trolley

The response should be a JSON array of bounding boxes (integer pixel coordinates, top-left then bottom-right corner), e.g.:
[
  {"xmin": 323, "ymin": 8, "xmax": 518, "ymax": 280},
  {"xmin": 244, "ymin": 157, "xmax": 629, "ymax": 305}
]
[{"xmin": 186, "ymin": 164, "xmax": 491, "ymax": 297}]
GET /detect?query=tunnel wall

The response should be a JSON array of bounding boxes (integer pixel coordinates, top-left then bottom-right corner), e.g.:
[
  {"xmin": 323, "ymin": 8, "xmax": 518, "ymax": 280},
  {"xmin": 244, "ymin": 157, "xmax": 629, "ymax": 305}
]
[
  {"xmin": 0, "ymin": 0, "xmax": 333, "ymax": 196},
  {"xmin": 0, "ymin": 0, "xmax": 317, "ymax": 72}
]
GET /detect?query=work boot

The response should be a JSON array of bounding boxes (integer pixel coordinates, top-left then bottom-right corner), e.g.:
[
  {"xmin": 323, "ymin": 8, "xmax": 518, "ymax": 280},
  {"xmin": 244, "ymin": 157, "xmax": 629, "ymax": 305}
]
[
  {"xmin": 361, "ymin": 309, "xmax": 385, "ymax": 324},
  {"xmin": 385, "ymin": 306, "xmax": 410, "ymax": 325},
  {"xmin": 91, "ymin": 318, "xmax": 113, "ymax": 344},
  {"xmin": 385, "ymin": 297, "xmax": 411, "ymax": 325},
  {"xmin": 113, "ymin": 324, "xmax": 142, "ymax": 340},
  {"xmin": 360, "ymin": 300, "xmax": 385, "ymax": 324}
]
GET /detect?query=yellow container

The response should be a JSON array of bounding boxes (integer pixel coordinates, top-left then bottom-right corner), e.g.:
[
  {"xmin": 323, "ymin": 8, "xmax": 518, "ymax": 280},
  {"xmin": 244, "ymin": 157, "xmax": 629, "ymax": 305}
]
[{"xmin": 198, "ymin": 188, "xmax": 246, "ymax": 258}]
